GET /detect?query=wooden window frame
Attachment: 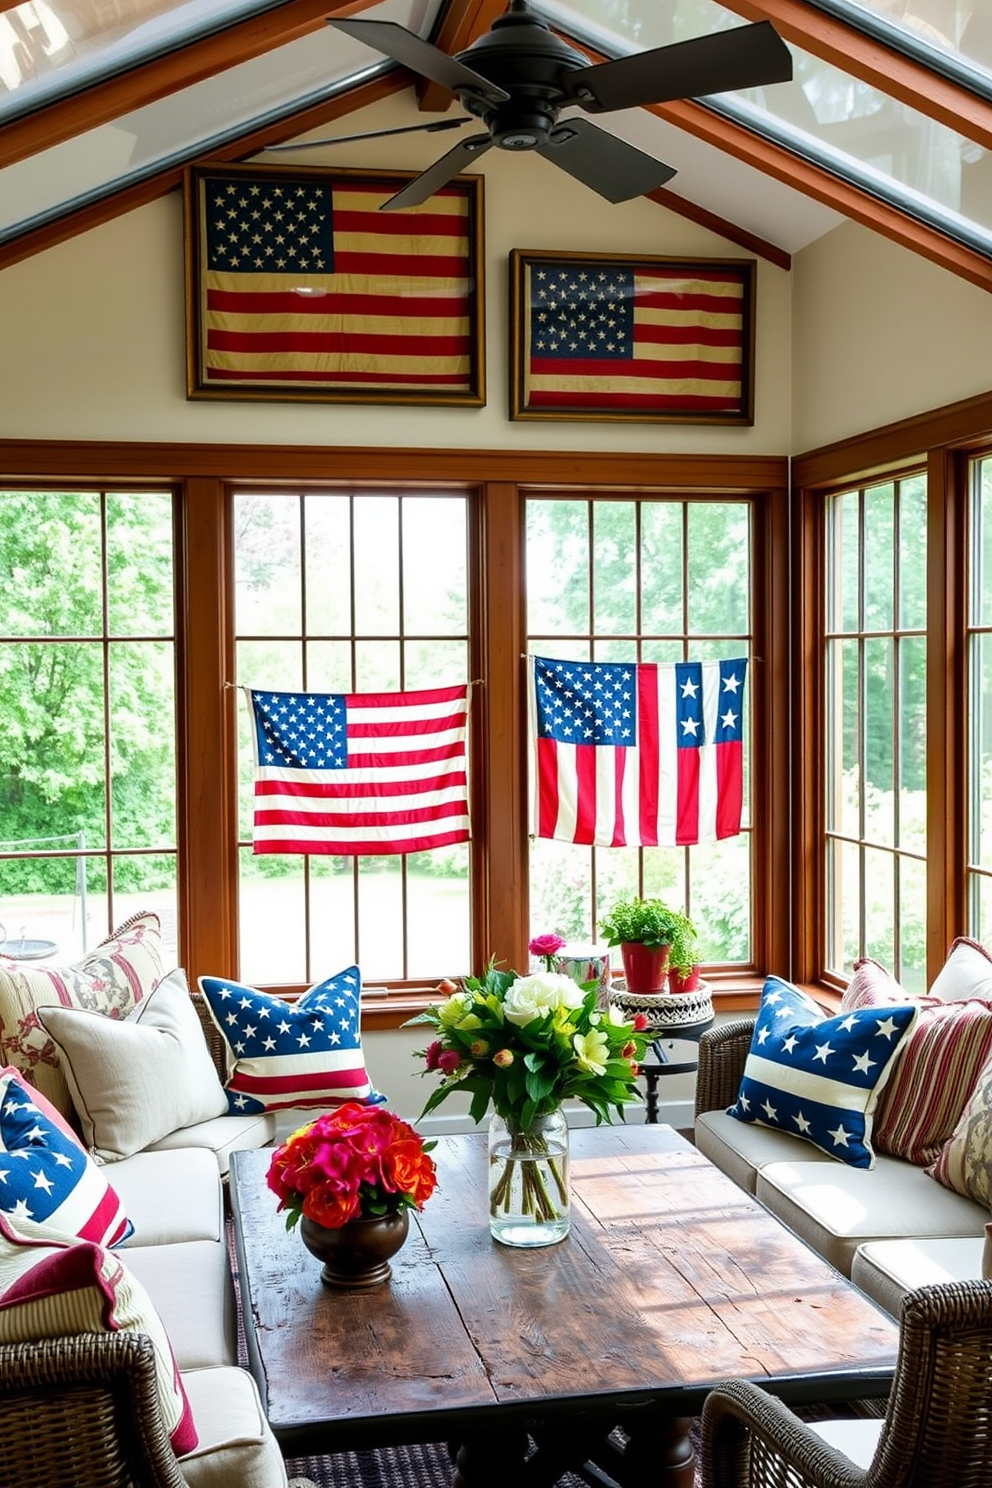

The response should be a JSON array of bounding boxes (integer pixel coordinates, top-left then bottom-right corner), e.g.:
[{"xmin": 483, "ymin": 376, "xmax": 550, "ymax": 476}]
[
  {"xmin": 0, "ymin": 438, "xmax": 788, "ymax": 1023},
  {"xmin": 793, "ymin": 391, "xmax": 992, "ymax": 989}
]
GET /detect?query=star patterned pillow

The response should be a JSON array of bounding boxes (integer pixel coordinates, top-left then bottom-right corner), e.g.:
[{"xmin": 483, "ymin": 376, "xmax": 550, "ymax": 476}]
[
  {"xmin": 198, "ymin": 966, "xmax": 383, "ymax": 1115},
  {"xmin": 727, "ymin": 976, "xmax": 918, "ymax": 1168},
  {"xmin": 0, "ymin": 1066, "xmax": 132, "ymax": 1247}
]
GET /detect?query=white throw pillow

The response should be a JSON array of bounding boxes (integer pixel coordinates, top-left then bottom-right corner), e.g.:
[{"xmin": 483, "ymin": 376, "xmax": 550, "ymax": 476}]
[
  {"xmin": 37, "ymin": 969, "xmax": 229, "ymax": 1161},
  {"xmin": 929, "ymin": 938, "xmax": 992, "ymax": 1002}
]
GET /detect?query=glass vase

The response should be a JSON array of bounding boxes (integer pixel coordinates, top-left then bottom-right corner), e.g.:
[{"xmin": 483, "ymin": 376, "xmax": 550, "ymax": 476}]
[{"xmin": 488, "ymin": 1108, "xmax": 570, "ymax": 1247}]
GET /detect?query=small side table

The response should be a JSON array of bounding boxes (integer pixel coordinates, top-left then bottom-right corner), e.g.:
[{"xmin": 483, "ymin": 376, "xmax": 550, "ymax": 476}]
[{"xmin": 639, "ymin": 1020, "xmax": 714, "ymax": 1124}]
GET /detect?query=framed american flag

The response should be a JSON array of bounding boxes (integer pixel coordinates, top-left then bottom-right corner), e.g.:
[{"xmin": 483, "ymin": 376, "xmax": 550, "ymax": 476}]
[
  {"xmin": 509, "ymin": 249, "xmax": 755, "ymax": 425},
  {"xmin": 184, "ymin": 163, "xmax": 485, "ymax": 407}
]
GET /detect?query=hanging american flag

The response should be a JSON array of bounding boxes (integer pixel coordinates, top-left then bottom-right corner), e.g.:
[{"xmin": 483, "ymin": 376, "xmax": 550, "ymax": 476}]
[
  {"xmin": 249, "ymin": 684, "xmax": 471, "ymax": 856},
  {"xmin": 512, "ymin": 253, "xmax": 752, "ymax": 422},
  {"xmin": 530, "ymin": 655, "xmax": 747, "ymax": 848},
  {"xmin": 187, "ymin": 166, "xmax": 483, "ymax": 403}
]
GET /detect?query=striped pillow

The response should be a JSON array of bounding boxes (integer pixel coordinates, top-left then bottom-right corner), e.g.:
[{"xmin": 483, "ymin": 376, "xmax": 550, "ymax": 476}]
[
  {"xmin": 0, "ymin": 1216, "xmax": 196, "ymax": 1454},
  {"xmin": 199, "ymin": 965, "xmax": 383, "ymax": 1114},
  {"xmin": 872, "ymin": 998, "xmax": 992, "ymax": 1165},
  {"xmin": 840, "ymin": 956, "xmax": 913, "ymax": 1012}
]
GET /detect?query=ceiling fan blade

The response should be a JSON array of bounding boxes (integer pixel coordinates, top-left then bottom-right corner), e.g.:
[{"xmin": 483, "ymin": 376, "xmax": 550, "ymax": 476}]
[
  {"xmin": 563, "ymin": 20, "xmax": 793, "ymax": 114},
  {"xmin": 537, "ymin": 117, "xmax": 675, "ymax": 203},
  {"xmin": 262, "ymin": 118, "xmax": 472, "ymax": 153},
  {"xmin": 380, "ymin": 134, "xmax": 494, "ymax": 212},
  {"xmin": 328, "ymin": 18, "xmax": 509, "ymax": 105}
]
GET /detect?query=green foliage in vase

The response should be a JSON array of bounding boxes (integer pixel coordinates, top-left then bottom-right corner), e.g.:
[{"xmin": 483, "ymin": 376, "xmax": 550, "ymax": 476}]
[{"xmin": 407, "ymin": 961, "xmax": 650, "ymax": 1130}]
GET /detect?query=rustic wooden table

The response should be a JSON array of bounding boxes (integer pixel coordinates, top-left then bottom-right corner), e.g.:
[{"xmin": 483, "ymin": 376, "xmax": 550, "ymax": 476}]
[{"xmin": 230, "ymin": 1125, "xmax": 898, "ymax": 1488}]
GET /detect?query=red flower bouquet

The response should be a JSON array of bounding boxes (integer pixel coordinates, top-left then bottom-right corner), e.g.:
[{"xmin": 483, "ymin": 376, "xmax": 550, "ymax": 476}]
[{"xmin": 266, "ymin": 1102, "xmax": 437, "ymax": 1231}]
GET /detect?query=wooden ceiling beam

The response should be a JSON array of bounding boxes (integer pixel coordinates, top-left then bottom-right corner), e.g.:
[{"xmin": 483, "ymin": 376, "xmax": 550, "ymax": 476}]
[
  {"xmin": 650, "ymin": 96, "xmax": 992, "ymax": 292},
  {"xmin": 719, "ymin": 0, "xmax": 992, "ymax": 152},
  {"xmin": 416, "ymin": 0, "xmax": 508, "ymax": 113},
  {"xmin": 0, "ymin": 0, "xmax": 383, "ymax": 170},
  {"xmin": 647, "ymin": 186, "xmax": 791, "ymax": 270},
  {"xmin": 0, "ymin": 73, "xmax": 405, "ymax": 273}
]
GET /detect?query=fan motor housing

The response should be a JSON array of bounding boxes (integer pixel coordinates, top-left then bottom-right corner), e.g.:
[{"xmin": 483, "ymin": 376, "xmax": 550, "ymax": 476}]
[
  {"xmin": 454, "ymin": 10, "xmax": 589, "ymax": 99},
  {"xmin": 454, "ymin": 9, "xmax": 590, "ymax": 148}
]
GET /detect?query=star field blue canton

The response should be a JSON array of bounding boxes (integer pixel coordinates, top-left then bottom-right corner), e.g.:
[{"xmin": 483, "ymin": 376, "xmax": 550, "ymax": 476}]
[
  {"xmin": 205, "ymin": 176, "xmax": 334, "ymax": 275},
  {"xmin": 0, "ymin": 1069, "xmax": 132, "ymax": 1245},
  {"xmin": 728, "ymin": 976, "xmax": 919, "ymax": 1168},
  {"xmin": 534, "ymin": 657, "xmax": 636, "ymax": 745},
  {"xmin": 530, "ymin": 263, "xmax": 634, "ymax": 361},
  {"xmin": 199, "ymin": 966, "xmax": 384, "ymax": 1115},
  {"xmin": 251, "ymin": 691, "xmax": 347, "ymax": 770}
]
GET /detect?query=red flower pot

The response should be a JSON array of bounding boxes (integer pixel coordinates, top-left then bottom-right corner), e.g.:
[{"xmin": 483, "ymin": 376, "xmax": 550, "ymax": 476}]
[
  {"xmin": 620, "ymin": 941, "xmax": 670, "ymax": 994},
  {"xmin": 667, "ymin": 964, "xmax": 701, "ymax": 995}
]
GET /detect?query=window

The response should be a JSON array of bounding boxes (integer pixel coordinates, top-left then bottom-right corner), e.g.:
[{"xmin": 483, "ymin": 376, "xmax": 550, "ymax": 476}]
[
  {"xmin": 822, "ymin": 473, "xmax": 928, "ymax": 990},
  {"xmin": 232, "ymin": 487, "xmax": 471, "ymax": 987},
  {"xmin": 0, "ymin": 487, "xmax": 178, "ymax": 963},
  {"xmin": 526, "ymin": 494, "xmax": 754, "ymax": 970},
  {"xmin": 968, "ymin": 453, "xmax": 992, "ymax": 936}
]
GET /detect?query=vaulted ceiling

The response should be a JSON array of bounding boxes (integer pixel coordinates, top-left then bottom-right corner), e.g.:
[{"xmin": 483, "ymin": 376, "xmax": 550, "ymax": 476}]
[{"xmin": 2, "ymin": 0, "xmax": 991, "ymax": 289}]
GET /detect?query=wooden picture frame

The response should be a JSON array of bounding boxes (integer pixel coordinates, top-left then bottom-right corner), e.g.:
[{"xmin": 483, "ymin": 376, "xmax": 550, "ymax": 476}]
[
  {"xmin": 508, "ymin": 249, "xmax": 755, "ymax": 425},
  {"xmin": 184, "ymin": 163, "xmax": 485, "ymax": 407}
]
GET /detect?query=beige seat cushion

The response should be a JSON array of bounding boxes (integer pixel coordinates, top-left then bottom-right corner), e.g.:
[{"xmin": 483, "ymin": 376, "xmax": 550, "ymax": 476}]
[
  {"xmin": 146, "ymin": 1111, "xmax": 277, "ymax": 1176},
  {"xmin": 852, "ymin": 1236, "xmax": 984, "ymax": 1317},
  {"xmin": 124, "ymin": 1240, "xmax": 237, "ymax": 1370},
  {"xmin": 694, "ymin": 1109, "xmax": 836, "ymax": 1194},
  {"xmin": 111, "ymin": 1149, "xmax": 224, "ymax": 1247},
  {"xmin": 757, "ymin": 1156, "xmax": 988, "ymax": 1276},
  {"xmin": 178, "ymin": 1366, "xmax": 288, "ymax": 1488},
  {"xmin": 37, "ymin": 968, "xmax": 229, "ymax": 1161},
  {"xmin": 810, "ymin": 1418, "xmax": 883, "ymax": 1470}
]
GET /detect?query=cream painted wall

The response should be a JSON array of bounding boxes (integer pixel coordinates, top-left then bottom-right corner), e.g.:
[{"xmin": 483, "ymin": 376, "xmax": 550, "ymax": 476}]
[
  {"xmin": 792, "ymin": 219, "xmax": 992, "ymax": 455},
  {"xmin": 0, "ymin": 94, "xmax": 791, "ymax": 452}
]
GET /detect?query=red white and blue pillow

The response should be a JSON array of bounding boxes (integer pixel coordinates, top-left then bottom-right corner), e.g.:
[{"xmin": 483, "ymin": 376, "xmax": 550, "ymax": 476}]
[
  {"xmin": 728, "ymin": 976, "xmax": 918, "ymax": 1168},
  {"xmin": 0, "ymin": 1067, "xmax": 131, "ymax": 1246},
  {"xmin": 198, "ymin": 966, "xmax": 383, "ymax": 1115},
  {"xmin": 0, "ymin": 1216, "xmax": 196, "ymax": 1454}
]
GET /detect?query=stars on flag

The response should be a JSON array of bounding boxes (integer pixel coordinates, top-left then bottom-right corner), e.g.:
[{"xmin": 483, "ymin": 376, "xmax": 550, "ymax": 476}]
[
  {"xmin": 205, "ymin": 179, "xmax": 334, "ymax": 275},
  {"xmin": 535, "ymin": 658, "xmax": 636, "ymax": 745},
  {"xmin": 531, "ymin": 265, "xmax": 633, "ymax": 361}
]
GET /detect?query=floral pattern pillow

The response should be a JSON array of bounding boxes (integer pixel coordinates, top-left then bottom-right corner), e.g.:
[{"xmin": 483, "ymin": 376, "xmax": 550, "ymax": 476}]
[
  {"xmin": 0, "ymin": 911, "xmax": 164, "ymax": 1117},
  {"xmin": 929, "ymin": 1054, "xmax": 992, "ymax": 1207}
]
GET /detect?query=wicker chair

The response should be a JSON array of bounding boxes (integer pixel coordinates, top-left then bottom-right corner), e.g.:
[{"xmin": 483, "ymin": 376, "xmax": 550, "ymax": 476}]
[
  {"xmin": 0, "ymin": 1331, "xmax": 191, "ymax": 1487},
  {"xmin": 699, "ymin": 1279, "xmax": 992, "ymax": 1488}
]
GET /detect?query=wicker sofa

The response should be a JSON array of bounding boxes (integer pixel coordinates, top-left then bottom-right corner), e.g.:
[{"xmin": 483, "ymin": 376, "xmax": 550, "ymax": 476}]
[
  {"xmin": 0, "ymin": 924, "xmax": 293, "ymax": 1488},
  {"xmin": 693, "ymin": 944, "xmax": 992, "ymax": 1318}
]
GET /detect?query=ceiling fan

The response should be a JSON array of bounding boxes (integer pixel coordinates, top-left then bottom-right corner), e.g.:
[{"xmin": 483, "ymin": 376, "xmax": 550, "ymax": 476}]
[{"xmin": 265, "ymin": 1, "xmax": 792, "ymax": 211}]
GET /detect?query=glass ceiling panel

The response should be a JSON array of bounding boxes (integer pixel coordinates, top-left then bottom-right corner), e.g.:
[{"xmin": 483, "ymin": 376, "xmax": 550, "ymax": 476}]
[
  {"xmin": 0, "ymin": 0, "xmax": 441, "ymax": 244},
  {"xmin": 806, "ymin": 1, "xmax": 992, "ymax": 91},
  {"xmin": 0, "ymin": 0, "xmax": 287, "ymax": 121},
  {"xmin": 536, "ymin": 0, "xmax": 992, "ymax": 255}
]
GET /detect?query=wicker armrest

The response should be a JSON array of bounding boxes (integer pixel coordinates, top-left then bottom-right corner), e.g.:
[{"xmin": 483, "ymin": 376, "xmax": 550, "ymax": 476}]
[
  {"xmin": 0, "ymin": 1332, "xmax": 189, "ymax": 1488},
  {"xmin": 700, "ymin": 1379, "xmax": 867, "ymax": 1488},
  {"xmin": 693, "ymin": 1019, "xmax": 755, "ymax": 1119},
  {"xmin": 189, "ymin": 989, "xmax": 230, "ymax": 1083}
]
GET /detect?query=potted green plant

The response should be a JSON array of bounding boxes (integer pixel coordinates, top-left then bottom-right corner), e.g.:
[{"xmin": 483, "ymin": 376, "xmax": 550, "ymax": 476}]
[
  {"xmin": 665, "ymin": 909, "xmax": 701, "ymax": 994},
  {"xmin": 599, "ymin": 896, "xmax": 680, "ymax": 994}
]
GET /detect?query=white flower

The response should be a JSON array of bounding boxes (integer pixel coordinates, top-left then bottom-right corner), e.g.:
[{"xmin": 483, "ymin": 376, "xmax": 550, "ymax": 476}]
[{"xmin": 502, "ymin": 971, "xmax": 584, "ymax": 1027}]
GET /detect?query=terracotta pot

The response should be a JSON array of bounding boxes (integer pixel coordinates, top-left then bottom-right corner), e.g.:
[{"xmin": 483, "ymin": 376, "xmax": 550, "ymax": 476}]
[
  {"xmin": 620, "ymin": 941, "xmax": 669, "ymax": 994},
  {"xmin": 299, "ymin": 1209, "xmax": 409, "ymax": 1289},
  {"xmin": 667, "ymin": 964, "xmax": 701, "ymax": 994}
]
